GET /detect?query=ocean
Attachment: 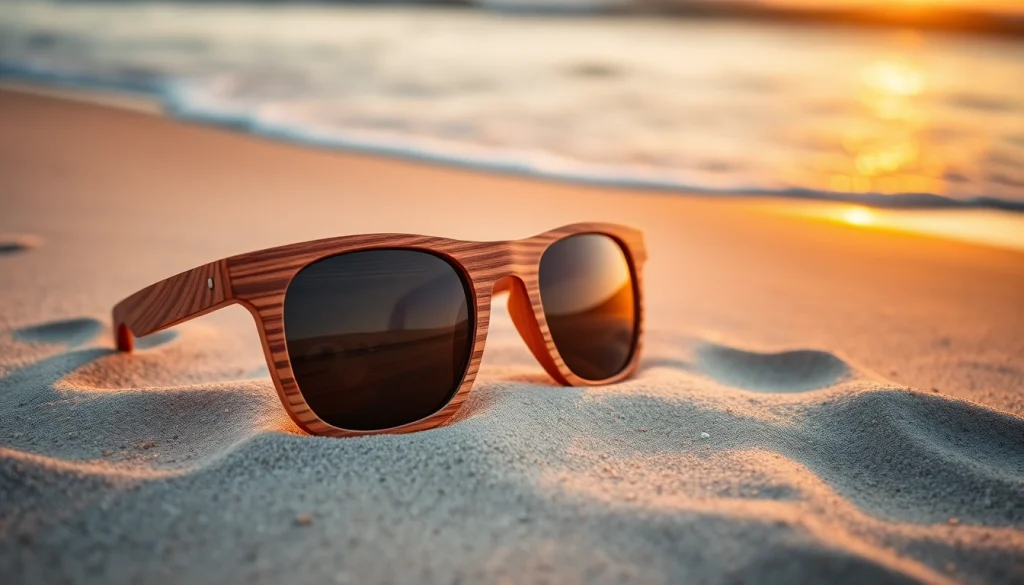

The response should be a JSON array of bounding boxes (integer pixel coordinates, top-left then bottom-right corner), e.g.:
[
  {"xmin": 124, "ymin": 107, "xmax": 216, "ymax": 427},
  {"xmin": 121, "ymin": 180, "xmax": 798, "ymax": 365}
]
[{"xmin": 2, "ymin": 1, "xmax": 1022, "ymax": 209}]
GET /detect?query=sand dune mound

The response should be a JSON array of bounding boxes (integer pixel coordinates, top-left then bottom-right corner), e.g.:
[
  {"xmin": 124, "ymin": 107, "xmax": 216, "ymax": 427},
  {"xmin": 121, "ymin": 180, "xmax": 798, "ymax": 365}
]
[
  {"xmin": 14, "ymin": 318, "xmax": 104, "ymax": 348},
  {"xmin": 695, "ymin": 342, "xmax": 853, "ymax": 393},
  {"xmin": 8, "ymin": 337, "xmax": 1020, "ymax": 584},
  {"xmin": 787, "ymin": 389, "xmax": 1024, "ymax": 526},
  {"xmin": 2, "ymin": 320, "xmax": 1022, "ymax": 583}
]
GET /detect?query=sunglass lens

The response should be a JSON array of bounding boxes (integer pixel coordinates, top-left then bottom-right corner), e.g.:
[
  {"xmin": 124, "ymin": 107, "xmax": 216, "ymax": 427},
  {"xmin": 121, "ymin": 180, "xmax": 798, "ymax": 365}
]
[
  {"xmin": 284, "ymin": 249, "xmax": 473, "ymax": 431},
  {"xmin": 538, "ymin": 234, "xmax": 637, "ymax": 381}
]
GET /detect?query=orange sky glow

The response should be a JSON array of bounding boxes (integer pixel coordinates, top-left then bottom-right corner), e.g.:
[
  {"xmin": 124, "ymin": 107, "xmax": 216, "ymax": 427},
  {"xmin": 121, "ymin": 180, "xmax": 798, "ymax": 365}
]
[{"xmin": 762, "ymin": 0, "xmax": 1024, "ymax": 16}]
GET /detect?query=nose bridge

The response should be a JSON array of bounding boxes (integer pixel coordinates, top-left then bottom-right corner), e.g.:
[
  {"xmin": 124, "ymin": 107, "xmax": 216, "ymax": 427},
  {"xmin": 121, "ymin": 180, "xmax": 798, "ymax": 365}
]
[
  {"xmin": 491, "ymin": 244, "xmax": 564, "ymax": 383},
  {"xmin": 507, "ymin": 239, "xmax": 541, "ymax": 280},
  {"xmin": 488, "ymin": 240, "xmax": 539, "ymax": 296}
]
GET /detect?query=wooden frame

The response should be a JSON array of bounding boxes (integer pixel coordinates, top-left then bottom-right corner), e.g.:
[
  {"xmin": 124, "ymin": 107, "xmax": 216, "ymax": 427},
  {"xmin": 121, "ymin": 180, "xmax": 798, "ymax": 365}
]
[{"xmin": 112, "ymin": 223, "xmax": 646, "ymax": 437}]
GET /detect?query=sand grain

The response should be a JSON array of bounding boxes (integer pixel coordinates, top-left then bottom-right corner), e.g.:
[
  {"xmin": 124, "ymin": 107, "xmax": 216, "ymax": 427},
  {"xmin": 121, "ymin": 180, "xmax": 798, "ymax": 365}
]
[{"xmin": 1, "ymin": 91, "xmax": 1022, "ymax": 584}]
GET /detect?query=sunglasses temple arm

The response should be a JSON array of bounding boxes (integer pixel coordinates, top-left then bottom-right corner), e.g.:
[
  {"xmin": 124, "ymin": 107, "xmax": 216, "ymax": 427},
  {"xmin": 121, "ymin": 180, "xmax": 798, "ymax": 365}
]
[{"xmin": 111, "ymin": 259, "xmax": 233, "ymax": 352}]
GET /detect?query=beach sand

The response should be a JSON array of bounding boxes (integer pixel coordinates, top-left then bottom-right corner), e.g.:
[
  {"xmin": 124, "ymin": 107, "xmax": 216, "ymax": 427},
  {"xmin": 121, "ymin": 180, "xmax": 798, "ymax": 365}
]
[{"xmin": 1, "ymin": 89, "xmax": 1022, "ymax": 584}]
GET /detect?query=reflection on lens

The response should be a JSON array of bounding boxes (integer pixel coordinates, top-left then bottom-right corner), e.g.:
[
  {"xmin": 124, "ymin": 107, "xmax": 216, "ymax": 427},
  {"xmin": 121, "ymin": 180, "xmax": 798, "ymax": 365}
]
[
  {"xmin": 539, "ymin": 234, "xmax": 636, "ymax": 381},
  {"xmin": 284, "ymin": 250, "xmax": 473, "ymax": 430}
]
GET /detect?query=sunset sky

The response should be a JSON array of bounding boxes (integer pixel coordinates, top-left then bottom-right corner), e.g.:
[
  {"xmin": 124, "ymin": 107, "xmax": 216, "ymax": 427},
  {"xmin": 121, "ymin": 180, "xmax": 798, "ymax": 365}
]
[{"xmin": 760, "ymin": 0, "xmax": 1024, "ymax": 15}]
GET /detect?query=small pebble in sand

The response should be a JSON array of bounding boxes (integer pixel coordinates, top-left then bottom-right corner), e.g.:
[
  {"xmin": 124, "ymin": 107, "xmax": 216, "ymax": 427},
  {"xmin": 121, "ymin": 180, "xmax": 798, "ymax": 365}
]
[
  {"xmin": 140, "ymin": 440, "xmax": 156, "ymax": 450},
  {"xmin": 931, "ymin": 388, "xmax": 940, "ymax": 393},
  {"xmin": 948, "ymin": 517, "xmax": 960, "ymax": 526},
  {"xmin": 295, "ymin": 514, "xmax": 313, "ymax": 527},
  {"xmin": 700, "ymin": 432, "xmax": 710, "ymax": 439},
  {"xmin": 637, "ymin": 428, "xmax": 646, "ymax": 433}
]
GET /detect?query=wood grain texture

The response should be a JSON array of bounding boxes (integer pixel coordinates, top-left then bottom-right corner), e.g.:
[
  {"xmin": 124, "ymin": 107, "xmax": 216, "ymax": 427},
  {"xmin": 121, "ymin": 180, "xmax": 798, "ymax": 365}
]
[
  {"xmin": 112, "ymin": 260, "xmax": 231, "ymax": 352},
  {"xmin": 112, "ymin": 223, "xmax": 646, "ymax": 436}
]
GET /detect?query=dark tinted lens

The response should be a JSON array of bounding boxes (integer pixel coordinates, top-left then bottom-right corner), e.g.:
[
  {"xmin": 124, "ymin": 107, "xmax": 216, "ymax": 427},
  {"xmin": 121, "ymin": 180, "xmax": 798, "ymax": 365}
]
[
  {"xmin": 539, "ymin": 234, "xmax": 637, "ymax": 381},
  {"xmin": 284, "ymin": 250, "xmax": 473, "ymax": 431}
]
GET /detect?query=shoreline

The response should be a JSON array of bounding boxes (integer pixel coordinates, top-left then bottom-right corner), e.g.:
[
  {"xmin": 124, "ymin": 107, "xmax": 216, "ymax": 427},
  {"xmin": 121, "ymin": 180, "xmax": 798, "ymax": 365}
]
[
  {"xmin": 3, "ymin": 86, "xmax": 1022, "ymax": 413},
  {"xmin": 0, "ymin": 81, "xmax": 162, "ymax": 116},
  {"xmin": 3, "ymin": 79, "xmax": 1023, "ymax": 254}
]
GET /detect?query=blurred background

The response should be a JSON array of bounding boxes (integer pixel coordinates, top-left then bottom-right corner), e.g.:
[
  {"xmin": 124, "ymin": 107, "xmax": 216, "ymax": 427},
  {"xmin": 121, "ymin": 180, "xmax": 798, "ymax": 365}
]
[{"xmin": 1, "ymin": 0, "xmax": 1022, "ymax": 209}]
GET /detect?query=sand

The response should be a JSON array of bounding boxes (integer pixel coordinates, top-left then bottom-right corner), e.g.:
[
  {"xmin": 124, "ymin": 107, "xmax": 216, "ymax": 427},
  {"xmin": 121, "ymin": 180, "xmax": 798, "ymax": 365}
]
[{"xmin": 0, "ymin": 89, "xmax": 1022, "ymax": 584}]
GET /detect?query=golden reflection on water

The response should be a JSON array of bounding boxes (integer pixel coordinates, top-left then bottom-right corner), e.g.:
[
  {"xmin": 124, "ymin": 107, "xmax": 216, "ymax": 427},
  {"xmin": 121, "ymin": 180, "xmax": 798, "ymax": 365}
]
[
  {"xmin": 820, "ymin": 50, "xmax": 947, "ymax": 197},
  {"xmin": 771, "ymin": 202, "xmax": 1024, "ymax": 253}
]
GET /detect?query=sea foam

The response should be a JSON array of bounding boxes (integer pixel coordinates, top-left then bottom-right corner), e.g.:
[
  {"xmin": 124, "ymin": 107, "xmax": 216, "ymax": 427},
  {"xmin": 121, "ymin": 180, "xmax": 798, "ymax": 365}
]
[{"xmin": 1, "ymin": 2, "xmax": 1023, "ymax": 210}]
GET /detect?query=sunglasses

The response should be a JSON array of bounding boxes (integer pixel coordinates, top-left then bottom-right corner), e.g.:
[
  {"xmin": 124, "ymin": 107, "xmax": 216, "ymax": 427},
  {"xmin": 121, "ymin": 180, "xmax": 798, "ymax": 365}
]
[{"xmin": 112, "ymin": 223, "xmax": 645, "ymax": 436}]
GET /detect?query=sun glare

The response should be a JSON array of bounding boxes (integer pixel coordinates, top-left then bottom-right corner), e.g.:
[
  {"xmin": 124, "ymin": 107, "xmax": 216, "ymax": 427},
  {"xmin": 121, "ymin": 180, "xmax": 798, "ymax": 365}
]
[
  {"xmin": 842, "ymin": 207, "xmax": 875, "ymax": 226},
  {"xmin": 861, "ymin": 60, "xmax": 924, "ymax": 97}
]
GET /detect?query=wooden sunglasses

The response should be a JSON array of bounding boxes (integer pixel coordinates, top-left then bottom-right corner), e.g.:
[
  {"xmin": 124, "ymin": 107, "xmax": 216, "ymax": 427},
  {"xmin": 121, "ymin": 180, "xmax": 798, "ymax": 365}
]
[{"xmin": 113, "ymin": 223, "xmax": 646, "ymax": 437}]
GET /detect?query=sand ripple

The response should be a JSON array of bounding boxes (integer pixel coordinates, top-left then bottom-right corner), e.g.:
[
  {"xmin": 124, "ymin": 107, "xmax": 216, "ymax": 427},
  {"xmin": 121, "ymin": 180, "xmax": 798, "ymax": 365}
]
[
  {"xmin": 2, "ymin": 324, "xmax": 1022, "ymax": 584},
  {"xmin": 0, "ymin": 234, "xmax": 42, "ymax": 255},
  {"xmin": 695, "ymin": 343, "xmax": 853, "ymax": 393},
  {"xmin": 14, "ymin": 318, "xmax": 103, "ymax": 348}
]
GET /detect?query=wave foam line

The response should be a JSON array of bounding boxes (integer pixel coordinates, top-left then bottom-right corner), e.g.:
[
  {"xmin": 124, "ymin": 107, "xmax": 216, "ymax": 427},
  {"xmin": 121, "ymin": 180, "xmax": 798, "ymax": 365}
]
[{"xmin": 3, "ymin": 61, "xmax": 1023, "ymax": 213}]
